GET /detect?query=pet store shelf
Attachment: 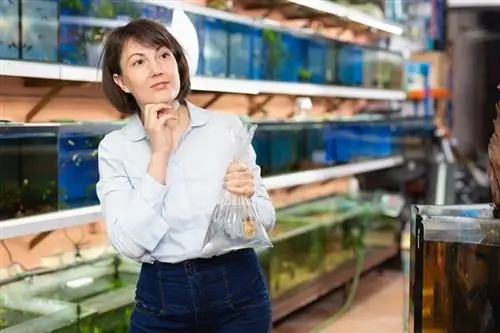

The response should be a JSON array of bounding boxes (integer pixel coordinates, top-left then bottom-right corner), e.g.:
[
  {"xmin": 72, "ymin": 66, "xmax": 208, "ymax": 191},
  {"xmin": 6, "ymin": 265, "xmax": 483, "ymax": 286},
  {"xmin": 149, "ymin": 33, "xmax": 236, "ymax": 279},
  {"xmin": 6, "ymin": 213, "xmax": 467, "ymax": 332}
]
[
  {"xmin": 0, "ymin": 156, "xmax": 404, "ymax": 240},
  {"xmin": 0, "ymin": 60, "xmax": 406, "ymax": 100},
  {"xmin": 263, "ymin": 155, "xmax": 404, "ymax": 190}
]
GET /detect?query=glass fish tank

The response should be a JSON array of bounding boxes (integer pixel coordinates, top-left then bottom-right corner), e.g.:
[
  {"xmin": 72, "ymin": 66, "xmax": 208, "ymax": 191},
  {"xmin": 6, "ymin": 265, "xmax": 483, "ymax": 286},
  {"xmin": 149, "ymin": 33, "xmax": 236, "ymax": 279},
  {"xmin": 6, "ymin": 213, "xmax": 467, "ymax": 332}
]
[
  {"xmin": 21, "ymin": 0, "xmax": 58, "ymax": 62},
  {"xmin": 0, "ymin": 0, "xmax": 21, "ymax": 60},
  {"xmin": 409, "ymin": 204, "xmax": 500, "ymax": 333},
  {"xmin": 199, "ymin": 16, "xmax": 228, "ymax": 78},
  {"xmin": 0, "ymin": 255, "xmax": 139, "ymax": 332},
  {"xmin": 0, "ymin": 122, "xmax": 121, "ymax": 220}
]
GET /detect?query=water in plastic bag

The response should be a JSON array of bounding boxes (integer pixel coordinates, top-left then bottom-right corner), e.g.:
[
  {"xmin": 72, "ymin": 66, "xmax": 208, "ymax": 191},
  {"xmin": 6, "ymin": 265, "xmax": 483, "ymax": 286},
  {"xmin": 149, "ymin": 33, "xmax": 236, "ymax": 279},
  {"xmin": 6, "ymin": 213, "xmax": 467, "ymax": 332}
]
[{"xmin": 201, "ymin": 122, "xmax": 273, "ymax": 256}]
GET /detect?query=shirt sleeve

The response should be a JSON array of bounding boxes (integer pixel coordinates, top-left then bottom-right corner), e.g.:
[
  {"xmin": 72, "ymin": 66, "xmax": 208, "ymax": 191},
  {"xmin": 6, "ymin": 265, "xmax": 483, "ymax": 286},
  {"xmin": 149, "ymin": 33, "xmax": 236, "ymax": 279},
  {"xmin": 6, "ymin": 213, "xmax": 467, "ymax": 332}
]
[{"xmin": 95, "ymin": 135, "xmax": 170, "ymax": 259}]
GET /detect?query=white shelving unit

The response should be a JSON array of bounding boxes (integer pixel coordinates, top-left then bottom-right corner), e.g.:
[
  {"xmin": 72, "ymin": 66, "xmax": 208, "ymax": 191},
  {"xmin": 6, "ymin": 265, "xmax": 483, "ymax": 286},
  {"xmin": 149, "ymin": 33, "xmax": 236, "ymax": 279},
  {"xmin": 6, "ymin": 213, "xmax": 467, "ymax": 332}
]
[
  {"xmin": 0, "ymin": 60, "xmax": 406, "ymax": 101},
  {"xmin": 447, "ymin": 0, "xmax": 500, "ymax": 7},
  {"xmin": 284, "ymin": 0, "xmax": 404, "ymax": 35},
  {"xmin": 0, "ymin": 156, "xmax": 404, "ymax": 240}
]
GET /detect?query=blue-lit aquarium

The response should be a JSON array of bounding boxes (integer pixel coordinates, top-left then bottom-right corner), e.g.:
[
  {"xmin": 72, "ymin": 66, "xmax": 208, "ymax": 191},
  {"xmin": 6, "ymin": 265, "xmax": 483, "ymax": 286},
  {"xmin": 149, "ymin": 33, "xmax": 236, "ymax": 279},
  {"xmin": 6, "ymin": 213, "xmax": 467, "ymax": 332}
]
[
  {"xmin": 0, "ymin": 123, "xmax": 121, "ymax": 221},
  {"xmin": 58, "ymin": 0, "xmax": 172, "ymax": 67},
  {"xmin": 198, "ymin": 16, "xmax": 228, "ymax": 77},
  {"xmin": 227, "ymin": 21, "xmax": 257, "ymax": 80},
  {"xmin": 261, "ymin": 28, "xmax": 288, "ymax": 81},
  {"xmin": 280, "ymin": 31, "xmax": 306, "ymax": 82},
  {"xmin": 337, "ymin": 42, "xmax": 364, "ymax": 87},
  {"xmin": 0, "ymin": 0, "xmax": 21, "ymax": 59},
  {"xmin": 305, "ymin": 36, "xmax": 326, "ymax": 84},
  {"xmin": 57, "ymin": 123, "xmax": 121, "ymax": 209},
  {"xmin": 337, "ymin": 42, "xmax": 356, "ymax": 86},
  {"xmin": 21, "ymin": 0, "xmax": 58, "ymax": 62},
  {"xmin": 351, "ymin": 44, "xmax": 364, "ymax": 86}
]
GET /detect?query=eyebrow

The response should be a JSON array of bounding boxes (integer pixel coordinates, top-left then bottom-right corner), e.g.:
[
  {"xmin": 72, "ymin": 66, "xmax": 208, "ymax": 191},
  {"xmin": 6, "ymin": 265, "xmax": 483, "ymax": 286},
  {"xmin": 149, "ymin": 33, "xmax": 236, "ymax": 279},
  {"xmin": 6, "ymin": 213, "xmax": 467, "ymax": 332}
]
[{"xmin": 126, "ymin": 47, "xmax": 168, "ymax": 61}]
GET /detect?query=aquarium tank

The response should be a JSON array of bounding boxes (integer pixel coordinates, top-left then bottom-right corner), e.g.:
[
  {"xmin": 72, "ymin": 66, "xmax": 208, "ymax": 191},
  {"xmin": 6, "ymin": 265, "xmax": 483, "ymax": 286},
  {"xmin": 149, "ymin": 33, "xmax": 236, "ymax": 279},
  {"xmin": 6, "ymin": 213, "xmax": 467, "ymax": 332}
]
[
  {"xmin": 410, "ymin": 204, "xmax": 500, "ymax": 333},
  {"xmin": 0, "ymin": 0, "xmax": 21, "ymax": 60},
  {"xmin": 0, "ymin": 123, "xmax": 121, "ymax": 220}
]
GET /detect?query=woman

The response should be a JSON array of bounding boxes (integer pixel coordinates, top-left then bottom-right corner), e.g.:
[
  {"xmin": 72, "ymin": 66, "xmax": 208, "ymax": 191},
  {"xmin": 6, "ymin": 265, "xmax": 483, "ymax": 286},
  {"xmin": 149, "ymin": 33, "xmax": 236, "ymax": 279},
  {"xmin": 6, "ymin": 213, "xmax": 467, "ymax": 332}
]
[{"xmin": 96, "ymin": 18, "xmax": 276, "ymax": 332}]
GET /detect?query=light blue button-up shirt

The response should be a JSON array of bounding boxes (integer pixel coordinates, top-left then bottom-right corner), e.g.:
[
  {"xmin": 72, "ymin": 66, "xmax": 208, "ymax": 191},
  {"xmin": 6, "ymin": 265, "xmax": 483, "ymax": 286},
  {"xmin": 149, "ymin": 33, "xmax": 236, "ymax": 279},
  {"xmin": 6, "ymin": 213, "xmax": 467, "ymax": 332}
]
[{"xmin": 96, "ymin": 102, "xmax": 276, "ymax": 264}]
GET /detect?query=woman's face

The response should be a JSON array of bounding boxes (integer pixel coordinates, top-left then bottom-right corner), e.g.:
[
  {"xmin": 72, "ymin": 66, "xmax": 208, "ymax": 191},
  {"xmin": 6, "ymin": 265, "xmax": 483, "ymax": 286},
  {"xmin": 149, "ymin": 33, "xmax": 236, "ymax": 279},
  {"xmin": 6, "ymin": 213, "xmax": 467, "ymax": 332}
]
[{"xmin": 113, "ymin": 38, "xmax": 181, "ymax": 111}]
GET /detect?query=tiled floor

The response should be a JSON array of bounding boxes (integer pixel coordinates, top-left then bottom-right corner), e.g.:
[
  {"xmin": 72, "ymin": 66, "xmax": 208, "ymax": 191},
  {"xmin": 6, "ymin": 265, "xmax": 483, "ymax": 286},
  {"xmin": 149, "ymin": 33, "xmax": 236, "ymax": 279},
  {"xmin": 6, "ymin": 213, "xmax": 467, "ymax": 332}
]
[
  {"xmin": 273, "ymin": 271, "xmax": 405, "ymax": 333},
  {"xmin": 323, "ymin": 272, "xmax": 404, "ymax": 332}
]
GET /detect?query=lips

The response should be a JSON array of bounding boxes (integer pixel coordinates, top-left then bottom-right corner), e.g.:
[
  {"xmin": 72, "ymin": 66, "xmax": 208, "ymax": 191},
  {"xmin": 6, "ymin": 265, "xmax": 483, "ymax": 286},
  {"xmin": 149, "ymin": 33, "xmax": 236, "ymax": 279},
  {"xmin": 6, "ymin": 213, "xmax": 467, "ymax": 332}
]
[{"xmin": 151, "ymin": 81, "xmax": 169, "ymax": 89}]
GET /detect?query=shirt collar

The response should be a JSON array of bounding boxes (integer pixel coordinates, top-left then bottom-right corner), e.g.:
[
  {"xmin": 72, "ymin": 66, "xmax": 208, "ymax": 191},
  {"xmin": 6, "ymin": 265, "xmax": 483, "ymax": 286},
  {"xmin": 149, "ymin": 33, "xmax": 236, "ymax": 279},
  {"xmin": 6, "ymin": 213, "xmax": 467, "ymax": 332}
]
[{"xmin": 123, "ymin": 101, "xmax": 210, "ymax": 142}]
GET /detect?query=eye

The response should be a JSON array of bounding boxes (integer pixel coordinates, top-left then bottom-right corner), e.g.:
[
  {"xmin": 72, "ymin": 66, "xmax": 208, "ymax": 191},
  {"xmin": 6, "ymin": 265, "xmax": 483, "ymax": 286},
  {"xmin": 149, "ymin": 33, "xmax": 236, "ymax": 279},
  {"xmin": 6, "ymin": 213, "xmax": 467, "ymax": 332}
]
[
  {"xmin": 132, "ymin": 59, "xmax": 144, "ymax": 66},
  {"xmin": 160, "ymin": 52, "xmax": 170, "ymax": 59}
]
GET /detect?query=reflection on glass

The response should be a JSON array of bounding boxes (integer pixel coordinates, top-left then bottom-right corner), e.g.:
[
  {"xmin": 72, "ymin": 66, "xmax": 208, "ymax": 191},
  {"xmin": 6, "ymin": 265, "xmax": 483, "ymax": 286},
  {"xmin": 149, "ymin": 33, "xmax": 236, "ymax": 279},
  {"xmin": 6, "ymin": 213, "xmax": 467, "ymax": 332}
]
[
  {"xmin": 325, "ymin": 40, "xmax": 338, "ymax": 84},
  {"xmin": 0, "ymin": 0, "xmax": 20, "ymax": 59},
  {"xmin": 202, "ymin": 17, "xmax": 228, "ymax": 77},
  {"xmin": 411, "ymin": 211, "xmax": 500, "ymax": 333},
  {"xmin": 228, "ymin": 22, "xmax": 252, "ymax": 79}
]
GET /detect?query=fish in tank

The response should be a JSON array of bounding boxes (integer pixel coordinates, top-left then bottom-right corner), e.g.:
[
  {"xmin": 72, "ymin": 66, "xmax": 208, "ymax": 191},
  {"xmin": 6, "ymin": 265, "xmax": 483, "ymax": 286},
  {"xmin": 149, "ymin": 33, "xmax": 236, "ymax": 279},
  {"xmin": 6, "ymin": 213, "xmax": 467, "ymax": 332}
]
[
  {"xmin": 0, "ymin": 0, "xmax": 21, "ymax": 60},
  {"xmin": 57, "ymin": 124, "xmax": 121, "ymax": 209},
  {"xmin": 21, "ymin": 0, "xmax": 58, "ymax": 62},
  {"xmin": 0, "ymin": 126, "xmax": 59, "ymax": 220}
]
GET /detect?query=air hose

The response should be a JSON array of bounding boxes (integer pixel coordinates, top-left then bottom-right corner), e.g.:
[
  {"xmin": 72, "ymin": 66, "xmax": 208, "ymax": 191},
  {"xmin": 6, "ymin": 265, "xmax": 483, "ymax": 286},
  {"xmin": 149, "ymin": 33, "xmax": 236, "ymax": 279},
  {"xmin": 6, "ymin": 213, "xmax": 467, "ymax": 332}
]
[{"xmin": 309, "ymin": 202, "xmax": 371, "ymax": 333}]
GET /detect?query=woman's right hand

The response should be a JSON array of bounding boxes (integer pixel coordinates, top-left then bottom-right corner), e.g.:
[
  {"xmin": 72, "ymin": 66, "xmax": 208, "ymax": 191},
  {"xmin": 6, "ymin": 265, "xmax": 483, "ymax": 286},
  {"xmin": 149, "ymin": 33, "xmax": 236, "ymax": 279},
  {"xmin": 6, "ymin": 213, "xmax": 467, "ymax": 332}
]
[{"xmin": 143, "ymin": 103, "xmax": 177, "ymax": 156}]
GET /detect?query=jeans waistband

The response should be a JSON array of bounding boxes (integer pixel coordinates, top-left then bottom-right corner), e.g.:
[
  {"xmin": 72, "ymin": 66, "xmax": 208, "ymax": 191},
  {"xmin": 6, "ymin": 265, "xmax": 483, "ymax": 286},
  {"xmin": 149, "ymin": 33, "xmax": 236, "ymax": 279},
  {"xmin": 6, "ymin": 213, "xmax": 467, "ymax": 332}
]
[{"xmin": 151, "ymin": 248, "xmax": 255, "ymax": 269}]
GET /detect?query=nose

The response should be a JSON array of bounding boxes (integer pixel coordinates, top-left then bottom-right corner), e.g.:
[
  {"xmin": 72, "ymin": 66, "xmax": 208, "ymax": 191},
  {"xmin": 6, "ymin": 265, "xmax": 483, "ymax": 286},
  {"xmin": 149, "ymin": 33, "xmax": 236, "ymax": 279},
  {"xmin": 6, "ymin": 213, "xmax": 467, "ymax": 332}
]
[{"xmin": 150, "ymin": 58, "xmax": 163, "ymax": 77}]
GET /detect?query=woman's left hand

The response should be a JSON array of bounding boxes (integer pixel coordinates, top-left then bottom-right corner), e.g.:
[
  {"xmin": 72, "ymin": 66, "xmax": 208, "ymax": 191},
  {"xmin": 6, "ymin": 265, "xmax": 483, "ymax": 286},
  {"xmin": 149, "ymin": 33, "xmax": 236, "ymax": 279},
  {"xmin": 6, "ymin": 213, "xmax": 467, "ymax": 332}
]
[{"xmin": 224, "ymin": 162, "xmax": 255, "ymax": 198}]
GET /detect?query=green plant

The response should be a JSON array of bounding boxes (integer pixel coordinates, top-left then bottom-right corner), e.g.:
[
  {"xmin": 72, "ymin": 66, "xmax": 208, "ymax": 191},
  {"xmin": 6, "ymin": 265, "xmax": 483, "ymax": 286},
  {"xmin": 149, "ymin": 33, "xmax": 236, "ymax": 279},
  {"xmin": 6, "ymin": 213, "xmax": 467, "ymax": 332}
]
[
  {"xmin": 60, "ymin": 0, "xmax": 84, "ymax": 12},
  {"xmin": 298, "ymin": 68, "xmax": 312, "ymax": 82},
  {"xmin": 262, "ymin": 28, "xmax": 287, "ymax": 80},
  {"xmin": 0, "ymin": 304, "xmax": 7, "ymax": 329}
]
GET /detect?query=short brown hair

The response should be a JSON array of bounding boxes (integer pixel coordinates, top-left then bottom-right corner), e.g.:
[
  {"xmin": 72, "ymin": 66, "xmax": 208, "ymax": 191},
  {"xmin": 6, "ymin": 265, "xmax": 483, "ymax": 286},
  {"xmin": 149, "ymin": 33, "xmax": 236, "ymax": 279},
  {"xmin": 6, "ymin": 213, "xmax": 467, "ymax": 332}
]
[{"xmin": 100, "ymin": 18, "xmax": 192, "ymax": 114}]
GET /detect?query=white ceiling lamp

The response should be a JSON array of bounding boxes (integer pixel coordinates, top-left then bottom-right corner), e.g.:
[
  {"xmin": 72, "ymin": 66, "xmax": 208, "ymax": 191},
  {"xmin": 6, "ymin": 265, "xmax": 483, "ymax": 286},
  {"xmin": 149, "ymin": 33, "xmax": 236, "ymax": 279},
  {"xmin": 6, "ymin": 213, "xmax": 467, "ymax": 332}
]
[{"xmin": 167, "ymin": 9, "xmax": 199, "ymax": 77}]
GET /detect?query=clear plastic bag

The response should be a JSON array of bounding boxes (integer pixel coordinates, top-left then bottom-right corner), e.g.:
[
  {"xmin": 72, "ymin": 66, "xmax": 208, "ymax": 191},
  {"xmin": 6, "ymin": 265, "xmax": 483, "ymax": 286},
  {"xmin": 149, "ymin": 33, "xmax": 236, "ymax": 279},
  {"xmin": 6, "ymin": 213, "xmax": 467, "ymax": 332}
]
[{"xmin": 201, "ymin": 122, "xmax": 273, "ymax": 256}]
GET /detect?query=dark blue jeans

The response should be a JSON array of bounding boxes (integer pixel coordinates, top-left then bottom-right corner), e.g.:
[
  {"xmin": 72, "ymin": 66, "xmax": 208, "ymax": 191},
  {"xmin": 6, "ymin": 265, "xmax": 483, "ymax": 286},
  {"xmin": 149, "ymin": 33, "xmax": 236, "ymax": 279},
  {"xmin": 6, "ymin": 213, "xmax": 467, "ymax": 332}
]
[{"xmin": 129, "ymin": 249, "xmax": 272, "ymax": 333}]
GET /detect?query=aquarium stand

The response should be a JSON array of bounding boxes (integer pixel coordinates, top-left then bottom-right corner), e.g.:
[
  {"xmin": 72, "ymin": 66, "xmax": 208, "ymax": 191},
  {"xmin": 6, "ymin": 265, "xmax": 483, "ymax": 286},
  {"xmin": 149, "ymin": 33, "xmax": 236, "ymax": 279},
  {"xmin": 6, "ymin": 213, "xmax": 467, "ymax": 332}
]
[{"xmin": 271, "ymin": 245, "xmax": 398, "ymax": 322}]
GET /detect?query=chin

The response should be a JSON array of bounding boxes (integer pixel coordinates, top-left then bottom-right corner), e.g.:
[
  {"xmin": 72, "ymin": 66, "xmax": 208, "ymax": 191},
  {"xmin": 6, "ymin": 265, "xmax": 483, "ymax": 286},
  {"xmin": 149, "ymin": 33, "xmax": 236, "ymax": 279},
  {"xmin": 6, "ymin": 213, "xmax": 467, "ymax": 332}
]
[{"xmin": 152, "ymin": 89, "xmax": 179, "ymax": 102}]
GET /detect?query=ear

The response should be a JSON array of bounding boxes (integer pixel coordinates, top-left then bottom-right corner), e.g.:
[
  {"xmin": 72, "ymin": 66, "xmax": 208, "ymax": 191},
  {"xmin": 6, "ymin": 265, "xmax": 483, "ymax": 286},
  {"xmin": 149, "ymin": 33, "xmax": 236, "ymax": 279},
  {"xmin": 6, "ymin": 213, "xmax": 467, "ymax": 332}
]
[{"xmin": 112, "ymin": 74, "xmax": 131, "ymax": 93}]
